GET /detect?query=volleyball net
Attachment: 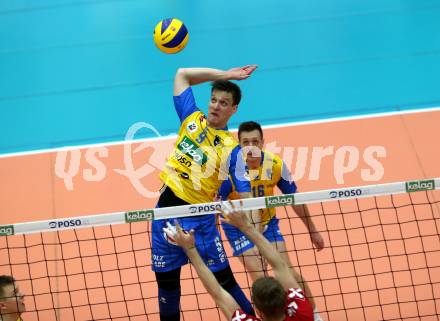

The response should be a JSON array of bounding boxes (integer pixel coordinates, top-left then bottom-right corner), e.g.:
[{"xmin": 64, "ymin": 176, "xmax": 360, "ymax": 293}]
[{"xmin": 0, "ymin": 178, "xmax": 439, "ymax": 321}]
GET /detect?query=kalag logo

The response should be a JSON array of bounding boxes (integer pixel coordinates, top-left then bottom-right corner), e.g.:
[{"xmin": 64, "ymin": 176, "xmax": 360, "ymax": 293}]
[
  {"xmin": 265, "ymin": 195, "xmax": 294, "ymax": 208},
  {"xmin": 329, "ymin": 188, "xmax": 363, "ymax": 199},
  {"xmin": 405, "ymin": 179, "xmax": 435, "ymax": 192},
  {"xmin": 0, "ymin": 225, "xmax": 14, "ymax": 236},
  {"xmin": 49, "ymin": 219, "xmax": 84, "ymax": 229},
  {"xmin": 125, "ymin": 210, "xmax": 154, "ymax": 223},
  {"xmin": 189, "ymin": 204, "xmax": 222, "ymax": 214},
  {"xmin": 178, "ymin": 136, "xmax": 207, "ymax": 165}
]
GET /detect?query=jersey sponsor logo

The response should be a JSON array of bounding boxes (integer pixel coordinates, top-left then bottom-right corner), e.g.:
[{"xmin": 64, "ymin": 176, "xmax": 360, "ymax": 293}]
[
  {"xmin": 125, "ymin": 210, "xmax": 154, "ymax": 223},
  {"xmin": 405, "ymin": 179, "xmax": 435, "ymax": 192},
  {"xmin": 153, "ymin": 254, "xmax": 166, "ymax": 268},
  {"xmin": 174, "ymin": 150, "xmax": 192, "ymax": 167},
  {"xmin": 186, "ymin": 121, "xmax": 198, "ymax": 133},
  {"xmin": 49, "ymin": 219, "xmax": 85, "ymax": 229},
  {"xmin": 0, "ymin": 225, "xmax": 14, "ymax": 236},
  {"xmin": 195, "ymin": 127, "xmax": 208, "ymax": 144},
  {"xmin": 214, "ymin": 135, "xmax": 221, "ymax": 146},
  {"xmin": 329, "ymin": 188, "xmax": 364, "ymax": 199},
  {"xmin": 178, "ymin": 136, "xmax": 207, "ymax": 165},
  {"xmin": 189, "ymin": 203, "xmax": 222, "ymax": 214},
  {"xmin": 233, "ymin": 236, "xmax": 251, "ymax": 251},
  {"xmin": 213, "ymin": 236, "xmax": 227, "ymax": 262},
  {"xmin": 265, "ymin": 195, "xmax": 294, "ymax": 208}
]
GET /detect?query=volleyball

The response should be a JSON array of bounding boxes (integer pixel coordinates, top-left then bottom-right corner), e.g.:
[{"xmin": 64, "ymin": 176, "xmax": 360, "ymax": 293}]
[{"xmin": 153, "ymin": 18, "xmax": 189, "ymax": 54}]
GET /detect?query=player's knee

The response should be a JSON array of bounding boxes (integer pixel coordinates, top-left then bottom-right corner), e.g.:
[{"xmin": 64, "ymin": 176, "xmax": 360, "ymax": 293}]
[
  {"xmin": 156, "ymin": 268, "xmax": 181, "ymax": 291},
  {"xmin": 213, "ymin": 266, "xmax": 238, "ymax": 291}
]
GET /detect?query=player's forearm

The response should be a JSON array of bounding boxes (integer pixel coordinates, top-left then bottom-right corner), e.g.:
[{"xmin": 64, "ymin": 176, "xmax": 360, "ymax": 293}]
[
  {"xmin": 177, "ymin": 68, "xmax": 230, "ymax": 86},
  {"xmin": 240, "ymin": 225, "xmax": 286, "ymax": 270},
  {"xmin": 186, "ymin": 248, "xmax": 223, "ymax": 298},
  {"xmin": 292, "ymin": 204, "xmax": 317, "ymax": 233},
  {"xmin": 185, "ymin": 248, "xmax": 238, "ymax": 318}
]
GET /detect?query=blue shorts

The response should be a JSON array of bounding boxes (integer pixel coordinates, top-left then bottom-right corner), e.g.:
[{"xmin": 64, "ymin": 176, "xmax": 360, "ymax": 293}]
[
  {"xmin": 152, "ymin": 215, "xmax": 229, "ymax": 272},
  {"xmin": 221, "ymin": 216, "xmax": 284, "ymax": 256}
]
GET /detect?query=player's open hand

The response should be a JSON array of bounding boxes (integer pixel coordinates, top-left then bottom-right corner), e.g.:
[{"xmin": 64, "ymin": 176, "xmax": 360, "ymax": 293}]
[
  {"xmin": 220, "ymin": 200, "xmax": 252, "ymax": 230},
  {"xmin": 227, "ymin": 65, "xmax": 258, "ymax": 80},
  {"xmin": 163, "ymin": 220, "xmax": 195, "ymax": 251}
]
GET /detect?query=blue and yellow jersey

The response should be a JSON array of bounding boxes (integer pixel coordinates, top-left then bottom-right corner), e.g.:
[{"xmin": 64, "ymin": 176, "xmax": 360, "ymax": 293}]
[
  {"xmin": 160, "ymin": 87, "xmax": 250, "ymax": 204},
  {"xmin": 218, "ymin": 151, "xmax": 297, "ymax": 225}
]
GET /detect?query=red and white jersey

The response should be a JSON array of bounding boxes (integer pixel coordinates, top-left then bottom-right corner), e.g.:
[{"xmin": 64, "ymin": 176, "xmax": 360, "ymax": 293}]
[{"xmin": 230, "ymin": 288, "xmax": 313, "ymax": 321}]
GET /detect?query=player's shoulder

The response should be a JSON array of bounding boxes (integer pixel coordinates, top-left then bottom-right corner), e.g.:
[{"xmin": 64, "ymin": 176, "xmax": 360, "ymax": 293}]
[
  {"xmin": 181, "ymin": 110, "xmax": 205, "ymax": 126},
  {"xmin": 262, "ymin": 150, "xmax": 283, "ymax": 164},
  {"xmin": 227, "ymin": 140, "xmax": 242, "ymax": 160},
  {"xmin": 216, "ymin": 129, "xmax": 239, "ymax": 147},
  {"xmin": 262, "ymin": 150, "xmax": 284, "ymax": 175}
]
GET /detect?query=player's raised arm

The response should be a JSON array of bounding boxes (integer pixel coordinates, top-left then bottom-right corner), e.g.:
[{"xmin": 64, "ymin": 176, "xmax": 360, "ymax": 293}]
[
  {"xmin": 173, "ymin": 65, "xmax": 258, "ymax": 96},
  {"xmin": 221, "ymin": 202, "xmax": 298, "ymax": 291},
  {"xmin": 163, "ymin": 222, "xmax": 240, "ymax": 319}
]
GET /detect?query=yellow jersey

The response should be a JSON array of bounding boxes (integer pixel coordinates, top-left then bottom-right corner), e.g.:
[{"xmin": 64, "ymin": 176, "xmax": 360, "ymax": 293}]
[
  {"xmin": 160, "ymin": 87, "xmax": 250, "ymax": 204},
  {"xmin": 218, "ymin": 151, "xmax": 297, "ymax": 225}
]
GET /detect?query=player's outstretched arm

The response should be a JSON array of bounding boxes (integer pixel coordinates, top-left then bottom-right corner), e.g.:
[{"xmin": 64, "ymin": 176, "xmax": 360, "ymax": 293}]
[
  {"xmin": 163, "ymin": 221, "xmax": 240, "ymax": 318},
  {"xmin": 277, "ymin": 161, "xmax": 325, "ymax": 251},
  {"xmin": 221, "ymin": 201, "xmax": 298, "ymax": 291},
  {"xmin": 174, "ymin": 65, "xmax": 258, "ymax": 95},
  {"xmin": 291, "ymin": 203, "xmax": 325, "ymax": 251}
]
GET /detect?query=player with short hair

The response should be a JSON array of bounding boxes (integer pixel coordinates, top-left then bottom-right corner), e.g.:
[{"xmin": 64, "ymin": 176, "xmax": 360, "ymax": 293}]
[
  {"xmin": 152, "ymin": 65, "xmax": 258, "ymax": 321},
  {"xmin": 164, "ymin": 201, "xmax": 314, "ymax": 321},
  {"xmin": 218, "ymin": 121, "xmax": 325, "ymax": 321},
  {"xmin": 0, "ymin": 275, "xmax": 25, "ymax": 321}
]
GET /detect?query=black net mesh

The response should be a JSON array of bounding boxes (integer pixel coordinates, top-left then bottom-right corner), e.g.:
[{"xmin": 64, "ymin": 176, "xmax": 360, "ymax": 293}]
[{"xmin": 0, "ymin": 190, "xmax": 439, "ymax": 321}]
